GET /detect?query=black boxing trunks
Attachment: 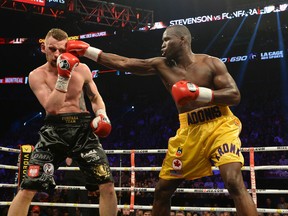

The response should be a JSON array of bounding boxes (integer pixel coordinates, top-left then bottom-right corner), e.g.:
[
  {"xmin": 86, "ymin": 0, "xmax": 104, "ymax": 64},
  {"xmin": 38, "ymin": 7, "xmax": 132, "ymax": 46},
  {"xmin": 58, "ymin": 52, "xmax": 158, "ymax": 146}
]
[{"xmin": 20, "ymin": 112, "xmax": 114, "ymax": 192}]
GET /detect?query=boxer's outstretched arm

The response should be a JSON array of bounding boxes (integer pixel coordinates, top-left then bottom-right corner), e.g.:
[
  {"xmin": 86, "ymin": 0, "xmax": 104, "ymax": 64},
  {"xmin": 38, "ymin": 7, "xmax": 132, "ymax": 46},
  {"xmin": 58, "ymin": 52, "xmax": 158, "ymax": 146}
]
[
  {"xmin": 100, "ymin": 52, "xmax": 159, "ymax": 75},
  {"xmin": 66, "ymin": 40, "xmax": 159, "ymax": 75}
]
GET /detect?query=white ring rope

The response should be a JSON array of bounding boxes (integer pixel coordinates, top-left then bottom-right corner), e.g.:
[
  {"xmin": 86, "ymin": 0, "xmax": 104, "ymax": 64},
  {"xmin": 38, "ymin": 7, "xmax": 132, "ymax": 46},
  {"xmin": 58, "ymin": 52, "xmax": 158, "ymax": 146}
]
[
  {"xmin": 1, "ymin": 145, "xmax": 288, "ymax": 213},
  {"xmin": 1, "ymin": 164, "xmax": 288, "ymax": 171},
  {"xmin": 0, "ymin": 201, "xmax": 287, "ymax": 214},
  {"xmin": 1, "ymin": 146, "xmax": 288, "ymax": 154},
  {"xmin": 1, "ymin": 184, "xmax": 288, "ymax": 195}
]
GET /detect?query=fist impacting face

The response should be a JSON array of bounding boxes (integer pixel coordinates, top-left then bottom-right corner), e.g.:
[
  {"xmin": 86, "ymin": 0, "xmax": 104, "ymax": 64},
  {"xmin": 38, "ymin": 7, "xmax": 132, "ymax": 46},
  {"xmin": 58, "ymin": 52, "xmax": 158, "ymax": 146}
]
[{"xmin": 42, "ymin": 36, "xmax": 67, "ymax": 67}]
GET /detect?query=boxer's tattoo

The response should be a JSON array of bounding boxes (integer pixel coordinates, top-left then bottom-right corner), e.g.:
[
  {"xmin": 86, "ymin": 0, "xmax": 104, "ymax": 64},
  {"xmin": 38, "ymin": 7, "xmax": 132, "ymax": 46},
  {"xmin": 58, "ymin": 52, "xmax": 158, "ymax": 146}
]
[{"xmin": 84, "ymin": 83, "xmax": 95, "ymax": 97}]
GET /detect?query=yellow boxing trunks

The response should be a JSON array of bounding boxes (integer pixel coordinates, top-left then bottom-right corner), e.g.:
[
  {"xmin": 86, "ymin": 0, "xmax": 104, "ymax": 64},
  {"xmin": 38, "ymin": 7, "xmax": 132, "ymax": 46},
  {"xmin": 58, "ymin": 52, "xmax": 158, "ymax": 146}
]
[{"xmin": 159, "ymin": 105, "xmax": 244, "ymax": 180}]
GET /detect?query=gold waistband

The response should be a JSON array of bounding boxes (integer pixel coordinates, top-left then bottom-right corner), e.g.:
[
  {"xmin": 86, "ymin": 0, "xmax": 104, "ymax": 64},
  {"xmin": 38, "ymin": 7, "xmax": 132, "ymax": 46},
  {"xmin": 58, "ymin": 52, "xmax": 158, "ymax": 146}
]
[{"xmin": 179, "ymin": 106, "xmax": 232, "ymax": 127}]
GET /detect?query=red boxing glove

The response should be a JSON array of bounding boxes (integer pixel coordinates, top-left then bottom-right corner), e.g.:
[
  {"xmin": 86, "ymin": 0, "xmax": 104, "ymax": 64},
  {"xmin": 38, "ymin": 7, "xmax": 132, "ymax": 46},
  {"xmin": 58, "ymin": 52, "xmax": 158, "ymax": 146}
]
[
  {"xmin": 55, "ymin": 53, "xmax": 79, "ymax": 92},
  {"xmin": 66, "ymin": 40, "xmax": 102, "ymax": 62},
  {"xmin": 66, "ymin": 40, "xmax": 89, "ymax": 56},
  {"xmin": 91, "ymin": 109, "xmax": 112, "ymax": 138},
  {"xmin": 57, "ymin": 53, "xmax": 79, "ymax": 77},
  {"xmin": 171, "ymin": 80, "xmax": 214, "ymax": 106}
]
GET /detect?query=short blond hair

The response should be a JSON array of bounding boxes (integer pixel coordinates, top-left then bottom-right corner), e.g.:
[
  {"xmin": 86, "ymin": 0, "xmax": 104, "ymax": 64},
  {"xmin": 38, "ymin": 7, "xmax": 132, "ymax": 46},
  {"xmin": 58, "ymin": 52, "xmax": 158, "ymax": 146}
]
[{"xmin": 45, "ymin": 28, "xmax": 68, "ymax": 41}]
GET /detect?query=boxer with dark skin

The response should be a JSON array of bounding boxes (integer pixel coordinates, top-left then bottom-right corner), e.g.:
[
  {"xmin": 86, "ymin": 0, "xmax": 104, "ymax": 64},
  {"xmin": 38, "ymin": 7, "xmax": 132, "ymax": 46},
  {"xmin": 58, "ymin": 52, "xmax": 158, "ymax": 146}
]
[{"xmin": 66, "ymin": 24, "xmax": 258, "ymax": 216}]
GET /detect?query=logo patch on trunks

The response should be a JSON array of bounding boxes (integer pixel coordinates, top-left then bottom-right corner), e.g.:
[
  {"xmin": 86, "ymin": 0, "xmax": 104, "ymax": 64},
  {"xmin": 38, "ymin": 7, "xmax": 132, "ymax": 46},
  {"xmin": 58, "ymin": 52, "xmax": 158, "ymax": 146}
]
[
  {"xmin": 81, "ymin": 149, "xmax": 100, "ymax": 162},
  {"xmin": 176, "ymin": 147, "xmax": 183, "ymax": 156},
  {"xmin": 187, "ymin": 106, "xmax": 222, "ymax": 124},
  {"xmin": 61, "ymin": 116, "xmax": 79, "ymax": 123},
  {"xmin": 215, "ymin": 143, "xmax": 241, "ymax": 161},
  {"xmin": 28, "ymin": 165, "xmax": 40, "ymax": 177},
  {"xmin": 172, "ymin": 159, "xmax": 182, "ymax": 170},
  {"xmin": 93, "ymin": 164, "xmax": 110, "ymax": 178},
  {"xmin": 31, "ymin": 151, "xmax": 53, "ymax": 162},
  {"xmin": 43, "ymin": 163, "xmax": 54, "ymax": 175}
]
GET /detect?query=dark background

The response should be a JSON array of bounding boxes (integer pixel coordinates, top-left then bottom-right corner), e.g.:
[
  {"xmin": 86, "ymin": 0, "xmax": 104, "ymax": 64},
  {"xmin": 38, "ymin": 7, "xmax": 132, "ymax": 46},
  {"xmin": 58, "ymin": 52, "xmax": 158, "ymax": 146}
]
[{"xmin": 0, "ymin": 0, "xmax": 287, "ymax": 137}]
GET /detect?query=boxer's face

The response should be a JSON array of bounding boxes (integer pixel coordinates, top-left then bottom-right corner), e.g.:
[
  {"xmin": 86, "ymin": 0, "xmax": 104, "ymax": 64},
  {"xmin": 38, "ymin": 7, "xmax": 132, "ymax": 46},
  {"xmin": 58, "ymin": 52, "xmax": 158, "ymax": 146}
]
[
  {"xmin": 41, "ymin": 36, "xmax": 67, "ymax": 67},
  {"xmin": 161, "ymin": 29, "xmax": 182, "ymax": 60}
]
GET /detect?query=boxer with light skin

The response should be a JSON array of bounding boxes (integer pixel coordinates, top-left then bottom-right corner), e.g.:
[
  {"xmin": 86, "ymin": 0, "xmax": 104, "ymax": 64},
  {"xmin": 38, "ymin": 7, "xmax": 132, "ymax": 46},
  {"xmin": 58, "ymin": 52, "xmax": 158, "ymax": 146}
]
[
  {"xmin": 66, "ymin": 24, "xmax": 258, "ymax": 216},
  {"xmin": 7, "ymin": 28, "xmax": 117, "ymax": 216}
]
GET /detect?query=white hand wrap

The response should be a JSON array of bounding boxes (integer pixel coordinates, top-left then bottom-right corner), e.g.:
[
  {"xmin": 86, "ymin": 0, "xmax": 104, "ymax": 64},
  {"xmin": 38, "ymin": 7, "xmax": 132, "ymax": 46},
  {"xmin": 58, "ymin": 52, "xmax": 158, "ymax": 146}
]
[
  {"xmin": 95, "ymin": 109, "xmax": 110, "ymax": 122},
  {"xmin": 196, "ymin": 87, "xmax": 214, "ymax": 103},
  {"xmin": 84, "ymin": 47, "xmax": 103, "ymax": 62},
  {"xmin": 55, "ymin": 76, "xmax": 70, "ymax": 93}
]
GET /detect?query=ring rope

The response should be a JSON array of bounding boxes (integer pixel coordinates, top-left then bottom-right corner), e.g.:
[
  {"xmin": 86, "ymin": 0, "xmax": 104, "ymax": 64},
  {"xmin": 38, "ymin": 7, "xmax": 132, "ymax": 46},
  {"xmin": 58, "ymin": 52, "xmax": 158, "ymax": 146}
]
[
  {"xmin": 1, "ymin": 164, "xmax": 288, "ymax": 171},
  {"xmin": 1, "ymin": 146, "xmax": 288, "ymax": 154},
  {"xmin": 1, "ymin": 183, "xmax": 288, "ymax": 195},
  {"xmin": 1, "ymin": 145, "xmax": 288, "ymax": 213},
  {"xmin": 0, "ymin": 146, "xmax": 20, "ymax": 153},
  {"xmin": 0, "ymin": 201, "xmax": 287, "ymax": 213}
]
